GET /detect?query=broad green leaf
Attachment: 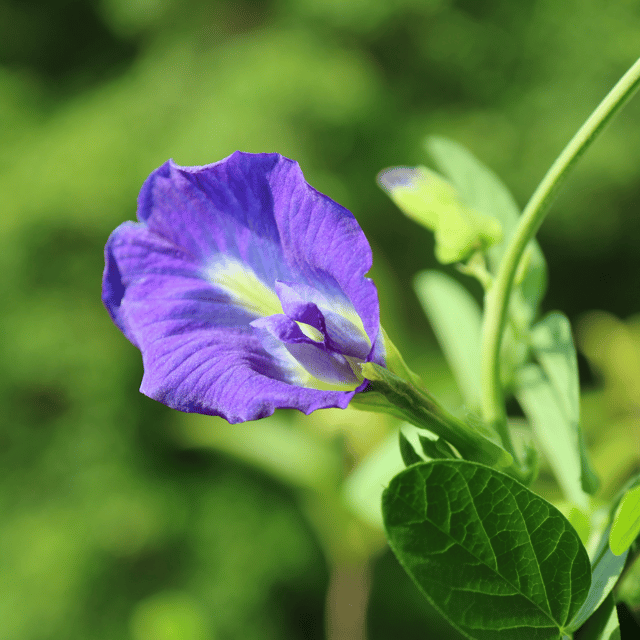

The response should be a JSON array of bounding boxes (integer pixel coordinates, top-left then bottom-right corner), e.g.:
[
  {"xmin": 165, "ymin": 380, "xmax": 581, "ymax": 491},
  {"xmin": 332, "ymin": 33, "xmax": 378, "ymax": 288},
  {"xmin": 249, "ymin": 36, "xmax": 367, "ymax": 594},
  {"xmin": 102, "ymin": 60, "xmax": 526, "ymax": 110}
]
[
  {"xmin": 515, "ymin": 364, "xmax": 589, "ymax": 509},
  {"xmin": 531, "ymin": 312, "xmax": 600, "ymax": 494},
  {"xmin": 568, "ymin": 523, "xmax": 628, "ymax": 631},
  {"xmin": 382, "ymin": 461, "xmax": 591, "ymax": 640},
  {"xmin": 377, "ymin": 165, "xmax": 502, "ymax": 263},
  {"xmin": 414, "ymin": 270, "xmax": 482, "ymax": 409},
  {"xmin": 426, "ymin": 136, "xmax": 547, "ymax": 324},
  {"xmin": 609, "ymin": 484, "xmax": 640, "ymax": 556},
  {"xmin": 575, "ymin": 594, "xmax": 621, "ymax": 640},
  {"xmin": 398, "ymin": 429, "xmax": 423, "ymax": 466}
]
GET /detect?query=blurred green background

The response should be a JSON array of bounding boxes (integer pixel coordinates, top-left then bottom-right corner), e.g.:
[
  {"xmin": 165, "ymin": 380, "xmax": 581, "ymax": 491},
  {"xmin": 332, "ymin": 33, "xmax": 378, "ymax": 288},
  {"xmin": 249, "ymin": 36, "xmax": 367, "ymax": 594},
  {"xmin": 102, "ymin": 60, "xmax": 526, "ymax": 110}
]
[{"xmin": 2, "ymin": 0, "xmax": 640, "ymax": 638}]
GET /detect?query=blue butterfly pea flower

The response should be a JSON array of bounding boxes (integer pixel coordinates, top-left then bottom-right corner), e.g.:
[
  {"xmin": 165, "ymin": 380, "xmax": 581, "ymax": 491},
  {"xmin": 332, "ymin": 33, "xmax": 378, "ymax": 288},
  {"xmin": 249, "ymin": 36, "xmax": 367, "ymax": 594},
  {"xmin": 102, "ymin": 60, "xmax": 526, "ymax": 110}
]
[{"xmin": 102, "ymin": 152, "xmax": 384, "ymax": 423}]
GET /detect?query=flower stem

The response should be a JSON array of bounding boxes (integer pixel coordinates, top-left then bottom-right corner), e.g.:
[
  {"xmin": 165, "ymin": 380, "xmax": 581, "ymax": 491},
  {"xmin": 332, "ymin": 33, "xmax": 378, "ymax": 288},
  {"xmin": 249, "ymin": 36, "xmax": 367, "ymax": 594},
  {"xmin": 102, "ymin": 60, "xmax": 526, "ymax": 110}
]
[{"xmin": 480, "ymin": 57, "xmax": 640, "ymax": 453}]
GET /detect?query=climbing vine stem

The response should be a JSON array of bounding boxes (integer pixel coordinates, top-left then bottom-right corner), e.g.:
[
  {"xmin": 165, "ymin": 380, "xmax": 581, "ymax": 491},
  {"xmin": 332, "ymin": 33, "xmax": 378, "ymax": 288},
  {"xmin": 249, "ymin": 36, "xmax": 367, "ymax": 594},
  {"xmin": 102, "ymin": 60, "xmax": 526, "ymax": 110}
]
[{"xmin": 480, "ymin": 56, "xmax": 640, "ymax": 462}]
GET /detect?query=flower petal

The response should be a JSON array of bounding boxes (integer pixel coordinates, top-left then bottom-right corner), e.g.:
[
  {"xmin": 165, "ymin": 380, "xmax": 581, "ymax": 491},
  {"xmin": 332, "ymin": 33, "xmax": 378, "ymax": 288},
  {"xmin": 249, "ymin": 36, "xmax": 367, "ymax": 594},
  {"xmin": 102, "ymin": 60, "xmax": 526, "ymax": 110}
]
[
  {"xmin": 250, "ymin": 314, "xmax": 361, "ymax": 389},
  {"xmin": 103, "ymin": 214, "xmax": 364, "ymax": 422},
  {"xmin": 103, "ymin": 152, "xmax": 382, "ymax": 422}
]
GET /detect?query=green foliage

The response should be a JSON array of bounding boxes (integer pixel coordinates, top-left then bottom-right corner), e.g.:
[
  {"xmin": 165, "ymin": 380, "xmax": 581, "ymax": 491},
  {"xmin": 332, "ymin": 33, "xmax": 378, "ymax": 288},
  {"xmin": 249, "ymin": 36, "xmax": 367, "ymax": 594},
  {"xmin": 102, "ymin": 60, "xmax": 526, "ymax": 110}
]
[
  {"xmin": 4, "ymin": 0, "xmax": 640, "ymax": 637},
  {"xmin": 382, "ymin": 460, "xmax": 592, "ymax": 640},
  {"xmin": 426, "ymin": 136, "xmax": 547, "ymax": 327},
  {"xmin": 398, "ymin": 428, "xmax": 424, "ymax": 466},
  {"xmin": 529, "ymin": 312, "xmax": 600, "ymax": 495},
  {"xmin": 516, "ymin": 364, "xmax": 587, "ymax": 507},
  {"xmin": 413, "ymin": 270, "xmax": 483, "ymax": 409},
  {"xmin": 610, "ymin": 485, "xmax": 640, "ymax": 557},
  {"xmin": 418, "ymin": 434, "xmax": 457, "ymax": 460},
  {"xmin": 569, "ymin": 523, "xmax": 628, "ymax": 631},
  {"xmin": 360, "ymin": 362, "xmax": 512, "ymax": 468}
]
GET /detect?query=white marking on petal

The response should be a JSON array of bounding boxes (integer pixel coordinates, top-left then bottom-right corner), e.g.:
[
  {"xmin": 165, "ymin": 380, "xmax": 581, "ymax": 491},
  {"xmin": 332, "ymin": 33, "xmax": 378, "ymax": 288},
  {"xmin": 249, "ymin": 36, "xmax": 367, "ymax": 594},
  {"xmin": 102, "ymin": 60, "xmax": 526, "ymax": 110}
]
[{"xmin": 204, "ymin": 255, "xmax": 282, "ymax": 318}]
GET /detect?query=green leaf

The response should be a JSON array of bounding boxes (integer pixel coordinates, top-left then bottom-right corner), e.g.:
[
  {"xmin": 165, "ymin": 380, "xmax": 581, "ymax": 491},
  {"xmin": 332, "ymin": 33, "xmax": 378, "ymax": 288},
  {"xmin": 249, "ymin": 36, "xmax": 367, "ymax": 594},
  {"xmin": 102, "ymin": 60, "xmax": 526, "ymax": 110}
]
[
  {"xmin": 426, "ymin": 136, "xmax": 547, "ymax": 324},
  {"xmin": 568, "ymin": 523, "xmax": 628, "ymax": 631},
  {"xmin": 414, "ymin": 270, "xmax": 483, "ymax": 409},
  {"xmin": 575, "ymin": 594, "xmax": 621, "ymax": 640},
  {"xmin": 382, "ymin": 460, "xmax": 591, "ymax": 640},
  {"xmin": 609, "ymin": 484, "xmax": 640, "ymax": 556},
  {"xmin": 530, "ymin": 312, "xmax": 600, "ymax": 494},
  {"xmin": 377, "ymin": 165, "xmax": 502, "ymax": 263},
  {"xmin": 399, "ymin": 429, "xmax": 424, "ymax": 466},
  {"xmin": 515, "ymin": 364, "xmax": 589, "ymax": 508}
]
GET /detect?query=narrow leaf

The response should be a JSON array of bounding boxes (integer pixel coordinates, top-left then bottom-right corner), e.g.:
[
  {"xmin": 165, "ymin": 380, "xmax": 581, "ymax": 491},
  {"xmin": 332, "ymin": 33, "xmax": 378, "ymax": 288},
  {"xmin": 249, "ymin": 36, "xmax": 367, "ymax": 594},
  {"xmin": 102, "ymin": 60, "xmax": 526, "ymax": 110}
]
[
  {"xmin": 568, "ymin": 523, "xmax": 628, "ymax": 631},
  {"xmin": 531, "ymin": 312, "xmax": 600, "ymax": 494},
  {"xmin": 609, "ymin": 484, "xmax": 640, "ymax": 556},
  {"xmin": 515, "ymin": 364, "xmax": 588, "ymax": 508},
  {"xmin": 414, "ymin": 270, "xmax": 482, "ymax": 409},
  {"xmin": 383, "ymin": 460, "xmax": 591, "ymax": 640}
]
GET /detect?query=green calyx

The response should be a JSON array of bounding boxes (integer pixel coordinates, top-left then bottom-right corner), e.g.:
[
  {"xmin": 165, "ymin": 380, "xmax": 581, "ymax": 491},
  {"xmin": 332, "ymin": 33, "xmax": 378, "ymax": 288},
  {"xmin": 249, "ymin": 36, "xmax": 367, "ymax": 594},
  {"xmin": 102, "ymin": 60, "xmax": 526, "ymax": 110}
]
[{"xmin": 353, "ymin": 362, "xmax": 512, "ymax": 469}]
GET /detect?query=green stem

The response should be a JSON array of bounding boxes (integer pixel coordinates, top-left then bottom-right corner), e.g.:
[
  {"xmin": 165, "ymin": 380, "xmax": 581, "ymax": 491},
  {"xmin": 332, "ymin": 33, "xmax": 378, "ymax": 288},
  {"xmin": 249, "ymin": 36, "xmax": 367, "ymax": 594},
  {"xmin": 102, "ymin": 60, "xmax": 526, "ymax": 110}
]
[{"xmin": 480, "ymin": 57, "xmax": 640, "ymax": 454}]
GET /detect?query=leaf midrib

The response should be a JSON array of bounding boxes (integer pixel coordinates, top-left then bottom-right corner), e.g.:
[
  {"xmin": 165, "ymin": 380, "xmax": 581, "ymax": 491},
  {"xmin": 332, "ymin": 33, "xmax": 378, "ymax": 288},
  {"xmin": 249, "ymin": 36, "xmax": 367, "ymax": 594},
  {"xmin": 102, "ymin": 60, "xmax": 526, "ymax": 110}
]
[{"xmin": 387, "ymin": 464, "xmax": 568, "ymax": 633}]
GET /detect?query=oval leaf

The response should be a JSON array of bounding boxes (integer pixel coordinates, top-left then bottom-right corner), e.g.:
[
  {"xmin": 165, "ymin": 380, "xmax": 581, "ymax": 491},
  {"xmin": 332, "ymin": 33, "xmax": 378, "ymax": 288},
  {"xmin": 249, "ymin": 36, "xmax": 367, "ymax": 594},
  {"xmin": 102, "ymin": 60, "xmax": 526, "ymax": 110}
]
[
  {"xmin": 382, "ymin": 460, "xmax": 591, "ymax": 640},
  {"xmin": 610, "ymin": 484, "xmax": 640, "ymax": 556}
]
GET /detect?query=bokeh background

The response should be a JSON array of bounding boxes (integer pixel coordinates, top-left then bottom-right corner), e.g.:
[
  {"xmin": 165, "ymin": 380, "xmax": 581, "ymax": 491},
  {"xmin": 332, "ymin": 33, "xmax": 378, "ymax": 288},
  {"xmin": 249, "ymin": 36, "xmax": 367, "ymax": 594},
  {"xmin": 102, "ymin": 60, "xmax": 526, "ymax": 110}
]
[{"xmin": 2, "ymin": 1, "xmax": 640, "ymax": 638}]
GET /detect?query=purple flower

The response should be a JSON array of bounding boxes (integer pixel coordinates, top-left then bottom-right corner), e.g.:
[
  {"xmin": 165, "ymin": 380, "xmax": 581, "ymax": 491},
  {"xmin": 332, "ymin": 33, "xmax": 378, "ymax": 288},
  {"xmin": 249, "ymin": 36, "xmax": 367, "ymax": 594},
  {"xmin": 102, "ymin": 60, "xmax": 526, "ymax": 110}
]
[{"xmin": 102, "ymin": 152, "xmax": 384, "ymax": 423}]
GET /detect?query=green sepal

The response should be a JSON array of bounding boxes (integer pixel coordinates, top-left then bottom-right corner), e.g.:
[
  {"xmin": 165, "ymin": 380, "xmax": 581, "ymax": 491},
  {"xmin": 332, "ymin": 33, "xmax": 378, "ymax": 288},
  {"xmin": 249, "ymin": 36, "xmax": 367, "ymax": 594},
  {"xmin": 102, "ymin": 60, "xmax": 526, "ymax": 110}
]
[
  {"xmin": 379, "ymin": 326, "xmax": 423, "ymax": 388},
  {"xmin": 377, "ymin": 165, "xmax": 503, "ymax": 264},
  {"xmin": 398, "ymin": 429, "xmax": 424, "ymax": 466},
  {"xmin": 418, "ymin": 434, "xmax": 457, "ymax": 460},
  {"xmin": 358, "ymin": 362, "xmax": 512, "ymax": 469}
]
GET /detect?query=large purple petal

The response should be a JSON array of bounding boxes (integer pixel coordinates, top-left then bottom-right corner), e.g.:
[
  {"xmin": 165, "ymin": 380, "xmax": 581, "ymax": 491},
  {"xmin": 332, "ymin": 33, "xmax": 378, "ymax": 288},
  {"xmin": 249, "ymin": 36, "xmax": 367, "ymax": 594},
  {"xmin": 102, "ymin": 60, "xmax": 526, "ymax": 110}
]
[
  {"xmin": 104, "ymin": 223, "xmax": 363, "ymax": 421},
  {"xmin": 267, "ymin": 158, "xmax": 380, "ymax": 347},
  {"xmin": 102, "ymin": 152, "xmax": 382, "ymax": 422}
]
